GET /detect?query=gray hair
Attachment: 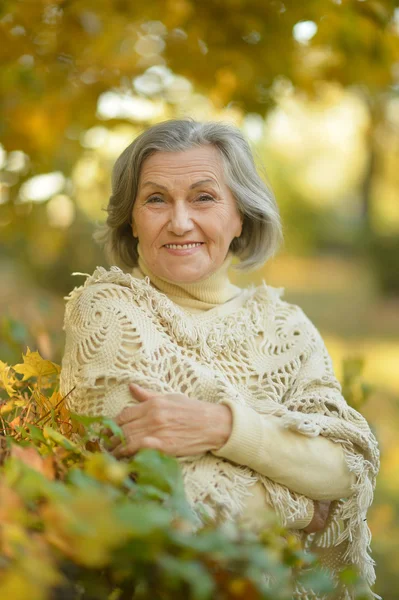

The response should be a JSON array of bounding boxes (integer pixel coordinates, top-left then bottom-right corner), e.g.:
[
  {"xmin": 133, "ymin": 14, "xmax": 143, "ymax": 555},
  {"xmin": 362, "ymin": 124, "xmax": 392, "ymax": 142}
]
[{"xmin": 95, "ymin": 119, "xmax": 283, "ymax": 271}]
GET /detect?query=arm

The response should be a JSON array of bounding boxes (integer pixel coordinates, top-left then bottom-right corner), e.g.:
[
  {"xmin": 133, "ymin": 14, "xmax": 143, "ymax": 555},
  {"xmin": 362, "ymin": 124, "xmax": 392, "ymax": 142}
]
[
  {"xmin": 238, "ymin": 480, "xmax": 316, "ymax": 531},
  {"xmin": 212, "ymin": 307, "xmax": 362, "ymax": 501},
  {"xmin": 61, "ymin": 284, "xmax": 321, "ymax": 532},
  {"xmin": 60, "ymin": 283, "xmax": 152, "ymax": 419},
  {"xmin": 238, "ymin": 481, "xmax": 330, "ymax": 533},
  {"xmin": 210, "ymin": 400, "xmax": 318, "ymax": 533},
  {"xmin": 212, "ymin": 400, "xmax": 355, "ymax": 501}
]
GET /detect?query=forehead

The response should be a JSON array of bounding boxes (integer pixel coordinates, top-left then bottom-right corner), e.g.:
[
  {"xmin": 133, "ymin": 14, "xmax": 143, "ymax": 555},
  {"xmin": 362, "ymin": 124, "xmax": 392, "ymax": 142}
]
[{"xmin": 139, "ymin": 145, "xmax": 225, "ymax": 181}]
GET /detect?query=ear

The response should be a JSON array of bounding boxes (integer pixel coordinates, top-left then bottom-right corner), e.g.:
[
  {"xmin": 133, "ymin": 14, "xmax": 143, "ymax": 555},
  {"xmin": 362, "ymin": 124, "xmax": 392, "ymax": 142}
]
[
  {"xmin": 235, "ymin": 215, "xmax": 243, "ymax": 238},
  {"xmin": 132, "ymin": 220, "xmax": 138, "ymax": 238}
]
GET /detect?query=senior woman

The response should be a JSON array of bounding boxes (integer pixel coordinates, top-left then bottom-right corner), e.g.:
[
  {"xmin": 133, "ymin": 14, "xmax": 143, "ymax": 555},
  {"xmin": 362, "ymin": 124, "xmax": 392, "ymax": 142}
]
[{"xmin": 60, "ymin": 120, "xmax": 379, "ymax": 599}]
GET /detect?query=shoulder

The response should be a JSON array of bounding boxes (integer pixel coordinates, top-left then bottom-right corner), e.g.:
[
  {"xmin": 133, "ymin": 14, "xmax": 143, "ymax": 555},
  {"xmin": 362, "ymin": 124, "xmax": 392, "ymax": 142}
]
[
  {"xmin": 64, "ymin": 266, "xmax": 149, "ymax": 302},
  {"xmin": 63, "ymin": 266, "xmax": 149, "ymax": 328},
  {"xmin": 252, "ymin": 281, "xmax": 325, "ymax": 348}
]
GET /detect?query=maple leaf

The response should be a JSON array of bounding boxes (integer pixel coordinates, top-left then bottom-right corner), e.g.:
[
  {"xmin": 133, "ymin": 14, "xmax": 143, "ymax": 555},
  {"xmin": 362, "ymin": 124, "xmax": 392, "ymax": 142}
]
[
  {"xmin": 13, "ymin": 348, "xmax": 60, "ymax": 381},
  {"xmin": 0, "ymin": 360, "xmax": 18, "ymax": 397},
  {"xmin": 47, "ymin": 390, "xmax": 63, "ymax": 408}
]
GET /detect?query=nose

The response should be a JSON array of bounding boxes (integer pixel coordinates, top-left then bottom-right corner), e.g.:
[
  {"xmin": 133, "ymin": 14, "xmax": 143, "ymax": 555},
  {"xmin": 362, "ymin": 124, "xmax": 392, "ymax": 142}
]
[{"xmin": 167, "ymin": 202, "xmax": 194, "ymax": 235}]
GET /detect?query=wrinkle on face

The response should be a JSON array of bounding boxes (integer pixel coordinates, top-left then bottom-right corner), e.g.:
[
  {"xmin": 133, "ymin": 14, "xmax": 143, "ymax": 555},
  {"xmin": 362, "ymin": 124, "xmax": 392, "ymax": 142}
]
[{"xmin": 131, "ymin": 145, "xmax": 243, "ymax": 283}]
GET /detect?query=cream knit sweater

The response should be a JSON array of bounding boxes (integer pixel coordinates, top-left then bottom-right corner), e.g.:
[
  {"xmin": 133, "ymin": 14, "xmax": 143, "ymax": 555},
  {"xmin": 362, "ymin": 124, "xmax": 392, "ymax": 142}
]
[{"xmin": 60, "ymin": 255, "xmax": 379, "ymax": 599}]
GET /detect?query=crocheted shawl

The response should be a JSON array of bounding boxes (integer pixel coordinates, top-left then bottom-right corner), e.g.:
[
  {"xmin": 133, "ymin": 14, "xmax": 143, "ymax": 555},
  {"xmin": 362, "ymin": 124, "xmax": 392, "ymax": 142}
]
[{"xmin": 60, "ymin": 267, "xmax": 380, "ymax": 600}]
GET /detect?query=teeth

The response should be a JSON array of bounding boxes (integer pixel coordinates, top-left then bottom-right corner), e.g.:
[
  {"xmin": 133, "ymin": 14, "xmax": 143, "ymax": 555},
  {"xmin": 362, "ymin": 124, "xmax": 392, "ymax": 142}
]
[{"xmin": 165, "ymin": 243, "xmax": 203, "ymax": 249}]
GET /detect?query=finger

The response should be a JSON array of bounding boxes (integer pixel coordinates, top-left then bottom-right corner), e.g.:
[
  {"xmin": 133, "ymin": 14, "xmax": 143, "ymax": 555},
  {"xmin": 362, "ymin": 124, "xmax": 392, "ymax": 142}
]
[
  {"xmin": 111, "ymin": 436, "xmax": 163, "ymax": 459},
  {"xmin": 129, "ymin": 383, "xmax": 157, "ymax": 402},
  {"xmin": 116, "ymin": 403, "xmax": 146, "ymax": 427},
  {"xmin": 111, "ymin": 440, "xmax": 138, "ymax": 459}
]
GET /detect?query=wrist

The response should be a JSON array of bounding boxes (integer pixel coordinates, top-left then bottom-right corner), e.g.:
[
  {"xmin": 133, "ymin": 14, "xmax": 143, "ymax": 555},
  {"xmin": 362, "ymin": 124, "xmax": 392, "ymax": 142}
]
[{"xmin": 209, "ymin": 404, "xmax": 233, "ymax": 451}]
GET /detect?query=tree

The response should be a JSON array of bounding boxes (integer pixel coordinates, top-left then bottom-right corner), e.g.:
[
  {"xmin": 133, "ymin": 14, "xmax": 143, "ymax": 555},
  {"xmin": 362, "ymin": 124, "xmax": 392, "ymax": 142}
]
[{"xmin": 1, "ymin": 0, "xmax": 398, "ymax": 175}]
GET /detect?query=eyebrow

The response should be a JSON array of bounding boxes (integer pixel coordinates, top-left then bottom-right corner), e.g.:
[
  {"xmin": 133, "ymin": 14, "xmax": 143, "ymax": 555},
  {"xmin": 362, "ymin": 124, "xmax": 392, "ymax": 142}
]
[{"xmin": 141, "ymin": 179, "xmax": 217, "ymax": 191}]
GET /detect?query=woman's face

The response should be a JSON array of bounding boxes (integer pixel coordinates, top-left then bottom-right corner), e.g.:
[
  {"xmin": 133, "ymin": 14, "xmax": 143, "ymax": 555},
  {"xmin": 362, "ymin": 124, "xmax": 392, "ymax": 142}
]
[{"xmin": 131, "ymin": 145, "xmax": 243, "ymax": 283}]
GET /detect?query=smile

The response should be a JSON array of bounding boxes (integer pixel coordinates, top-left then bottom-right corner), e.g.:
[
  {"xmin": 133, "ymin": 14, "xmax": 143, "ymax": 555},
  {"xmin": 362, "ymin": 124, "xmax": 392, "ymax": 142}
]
[
  {"xmin": 163, "ymin": 243, "xmax": 204, "ymax": 256},
  {"xmin": 164, "ymin": 243, "xmax": 203, "ymax": 249}
]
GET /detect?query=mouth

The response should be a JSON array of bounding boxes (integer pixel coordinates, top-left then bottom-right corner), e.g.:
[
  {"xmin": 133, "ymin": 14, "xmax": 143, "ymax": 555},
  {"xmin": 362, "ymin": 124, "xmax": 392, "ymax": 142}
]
[
  {"xmin": 163, "ymin": 242, "xmax": 204, "ymax": 249},
  {"xmin": 163, "ymin": 242, "xmax": 204, "ymax": 256}
]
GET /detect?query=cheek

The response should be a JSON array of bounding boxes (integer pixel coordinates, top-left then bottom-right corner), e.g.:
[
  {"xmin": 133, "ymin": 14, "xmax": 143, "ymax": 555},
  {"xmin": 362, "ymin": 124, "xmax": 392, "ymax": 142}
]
[
  {"xmin": 207, "ymin": 208, "xmax": 240, "ymax": 238},
  {"xmin": 135, "ymin": 212, "xmax": 166, "ymax": 244}
]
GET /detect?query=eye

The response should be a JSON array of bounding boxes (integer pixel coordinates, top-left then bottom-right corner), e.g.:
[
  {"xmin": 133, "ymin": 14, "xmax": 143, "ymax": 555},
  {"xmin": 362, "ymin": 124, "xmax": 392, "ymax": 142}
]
[
  {"xmin": 196, "ymin": 194, "xmax": 215, "ymax": 202},
  {"xmin": 145, "ymin": 195, "xmax": 165, "ymax": 204}
]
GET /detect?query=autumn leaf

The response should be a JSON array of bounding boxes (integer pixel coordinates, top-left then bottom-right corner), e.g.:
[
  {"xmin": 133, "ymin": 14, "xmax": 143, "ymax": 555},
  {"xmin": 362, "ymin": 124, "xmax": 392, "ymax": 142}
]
[
  {"xmin": 0, "ymin": 481, "xmax": 25, "ymax": 529},
  {"xmin": 47, "ymin": 390, "xmax": 63, "ymax": 407},
  {"xmin": 41, "ymin": 490, "xmax": 131, "ymax": 568},
  {"xmin": 0, "ymin": 360, "xmax": 18, "ymax": 397},
  {"xmin": 10, "ymin": 445, "xmax": 55, "ymax": 479},
  {"xmin": 13, "ymin": 348, "xmax": 60, "ymax": 381},
  {"xmin": 9, "ymin": 416, "xmax": 21, "ymax": 430},
  {"xmin": 43, "ymin": 427, "xmax": 81, "ymax": 453},
  {"xmin": 0, "ymin": 400, "xmax": 16, "ymax": 416}
]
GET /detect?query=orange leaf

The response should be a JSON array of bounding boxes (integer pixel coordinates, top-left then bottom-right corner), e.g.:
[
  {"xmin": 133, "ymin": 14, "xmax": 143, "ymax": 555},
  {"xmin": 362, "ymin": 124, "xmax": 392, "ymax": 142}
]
[
  {"xmin": 10, "ymin": 445, "xmax": 54, "ymax": 478},
  {"xmin": 9, "ymin": 416, "xmax": 21, "ymax": 430}
]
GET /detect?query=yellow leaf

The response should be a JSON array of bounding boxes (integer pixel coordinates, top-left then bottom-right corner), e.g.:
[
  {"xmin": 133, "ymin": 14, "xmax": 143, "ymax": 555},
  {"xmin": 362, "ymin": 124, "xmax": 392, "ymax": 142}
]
[
  {"xmin": 14, "ymin": 399, "xmax": 28, "ymax": 408},
  {"xmin": 0, "ymin": 360, "xmax": 18, "ymax": 397},
  {"xmin": 47, "ymin": 390, "xmax": 63, "ymax": 407},
  {"xmin": 0, "ymin": 400, "xmax": 16, "ymax": 416},
  {"xmin": 13, "ymin": 348, "xmax": 60, "ymax": 381},
  {"xmin": 41, "ymin": 490, "xmax": 129, "ymax": 568}
]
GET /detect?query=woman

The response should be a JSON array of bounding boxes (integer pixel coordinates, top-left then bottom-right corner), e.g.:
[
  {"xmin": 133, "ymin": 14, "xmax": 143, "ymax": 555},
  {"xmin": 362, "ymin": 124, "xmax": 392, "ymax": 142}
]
[{"xmin": 60, "ymin": 119, "xmax": 379, "ymax": 599}]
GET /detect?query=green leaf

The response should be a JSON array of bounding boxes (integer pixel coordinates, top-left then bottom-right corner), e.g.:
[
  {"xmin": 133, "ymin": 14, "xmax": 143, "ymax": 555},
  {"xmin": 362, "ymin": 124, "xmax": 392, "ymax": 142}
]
[
  {"xmin": 115, "ymin": 502, "xmax": 172, "ymax": 536},
  {"xmin": 298, "ymin": 567, "xmax": 334, "ymax": 595},
  {"xmin": 3, "ymin": 457, "xmax": 53, "ymax": 502},
  {"xmin": 168, "ymin": 527, "xmax": 236, "ymax": 555},
  {"xmin": 338, "ymin": 566, "xmax": 361, "ymax": 585},
  {"xmin": 43, "ymin": 426, "xmax": 82, "ymax": 452},
  {"xmin": 130, "ymin": 449, "xmax": 185, "ymax": 496},
  {"xmin": 132, "ymin": 483, "xmax": 169, "ymax": 502},
  {"xmin": 158, "ymin": 555, "xmax": 215, "ymax": 600},
  {"xmin": 70, "ymin": 413, "xmax": 122, "ymax": 434},
  {"xmin": 26, "ymin": 425, "xmax": 48, "ymax": 445}
]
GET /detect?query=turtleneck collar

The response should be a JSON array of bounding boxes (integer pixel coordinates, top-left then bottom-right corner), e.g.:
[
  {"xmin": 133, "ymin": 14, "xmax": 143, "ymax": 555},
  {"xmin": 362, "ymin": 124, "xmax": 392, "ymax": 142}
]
[{"xmin": 131, "ymin": 243, "xmax": 243, "ymax": 313}]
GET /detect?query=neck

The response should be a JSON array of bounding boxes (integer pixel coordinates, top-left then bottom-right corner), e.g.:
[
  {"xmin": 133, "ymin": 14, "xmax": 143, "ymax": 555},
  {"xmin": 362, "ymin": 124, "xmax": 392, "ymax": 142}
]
[{"xmin": 132, "ymin": 243, "xmax": 242, "ymax": 312}]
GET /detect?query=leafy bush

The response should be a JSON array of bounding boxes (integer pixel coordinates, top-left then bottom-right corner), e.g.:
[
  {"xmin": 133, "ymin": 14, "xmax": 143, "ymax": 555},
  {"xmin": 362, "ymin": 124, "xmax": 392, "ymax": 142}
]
[{"xmin": 0, "ymin": 350, "xmax": 369, "ymax": 600}]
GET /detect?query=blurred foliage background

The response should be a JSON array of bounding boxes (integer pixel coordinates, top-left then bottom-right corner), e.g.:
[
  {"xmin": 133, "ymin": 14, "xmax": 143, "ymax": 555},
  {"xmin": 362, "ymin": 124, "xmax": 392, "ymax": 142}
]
[{"xmin": 0, "ymin": 0, "xmax": 398, "ymax": 597}]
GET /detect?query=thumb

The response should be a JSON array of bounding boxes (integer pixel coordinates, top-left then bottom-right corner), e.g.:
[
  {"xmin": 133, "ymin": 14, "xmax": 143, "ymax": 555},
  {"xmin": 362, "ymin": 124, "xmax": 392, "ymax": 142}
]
[{"xmin": 129, "ymin": 382, "xmax": 155, "ymax": 402}]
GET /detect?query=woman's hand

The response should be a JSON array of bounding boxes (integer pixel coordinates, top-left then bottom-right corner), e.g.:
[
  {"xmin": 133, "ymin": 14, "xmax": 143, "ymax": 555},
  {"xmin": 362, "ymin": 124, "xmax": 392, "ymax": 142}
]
[
  {"xmin": 303, "ymin": 501, "xmax": 331, "ymax": 534},
  {"xmin": 106, "ymin": 383, "xmax": 233, "ymax": 459}
]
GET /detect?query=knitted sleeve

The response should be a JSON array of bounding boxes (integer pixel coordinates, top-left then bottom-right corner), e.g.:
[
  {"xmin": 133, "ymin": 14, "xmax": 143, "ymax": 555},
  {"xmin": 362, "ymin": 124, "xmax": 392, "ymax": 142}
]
[
  {"xmin": 212, "ymin": 307, "xmax": 371, "ymax": 503},
  {"xmin": 215, "ymin": 306, "xmax": 379, "ymax": 589},
  {"xmin": 211, "ymin": 400, "xmax": 355, "ymax": 501}
]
